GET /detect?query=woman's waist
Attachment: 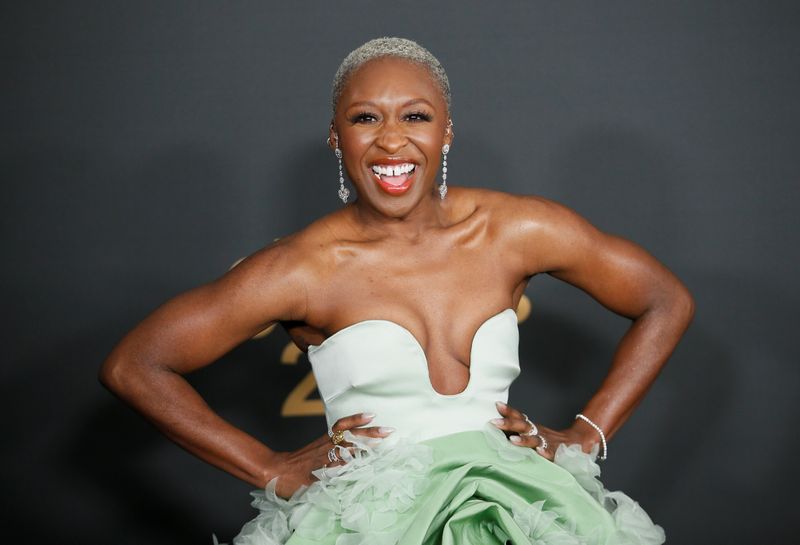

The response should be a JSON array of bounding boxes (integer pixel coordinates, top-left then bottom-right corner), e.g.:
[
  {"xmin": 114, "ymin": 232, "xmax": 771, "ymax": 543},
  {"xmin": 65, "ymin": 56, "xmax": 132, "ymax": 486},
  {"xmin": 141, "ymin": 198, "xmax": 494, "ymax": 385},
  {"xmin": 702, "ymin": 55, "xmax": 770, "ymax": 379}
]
[{"xmin": 325, "ymin": 394, "xmax": 506, "ymax": 443}]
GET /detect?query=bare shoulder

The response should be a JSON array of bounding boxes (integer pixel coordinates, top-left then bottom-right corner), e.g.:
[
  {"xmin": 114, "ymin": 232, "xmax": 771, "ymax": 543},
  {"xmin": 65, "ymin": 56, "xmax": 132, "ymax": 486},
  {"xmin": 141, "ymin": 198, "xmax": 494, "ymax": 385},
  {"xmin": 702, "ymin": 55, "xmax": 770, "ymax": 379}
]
[
  {"xmin": 454, "ymin": 187, "xmax": 600, "ymax": 274},
  {"xmin": 231, "ymin": 211, "xmax": 346, "ymax": 289},
  {"xmin": 200, "ymin": 212, "xmax": 342, "ymax": 329},
  {"xmin": 456, "ymin": 186, "xmax": 592, "ymax": 238}
]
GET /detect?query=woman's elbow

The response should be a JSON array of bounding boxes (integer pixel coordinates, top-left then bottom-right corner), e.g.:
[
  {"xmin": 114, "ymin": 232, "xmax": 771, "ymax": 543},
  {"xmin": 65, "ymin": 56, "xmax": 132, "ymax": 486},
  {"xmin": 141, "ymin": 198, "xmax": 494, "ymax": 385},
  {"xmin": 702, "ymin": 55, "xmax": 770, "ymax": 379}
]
[
  {"xmin": 671, "ymin": 283, "xmax": 696, "ymax": 328},
  {"xmin": 99, "ymin": 356, "xmax": 122, "ymax": 392},
  {"xmin": 99, "ymin": 356, "xmax": 143, "ymax": 399},
  {"xmin": 647, "ymin": 282, "xmax": 695, "ymax": 329}
]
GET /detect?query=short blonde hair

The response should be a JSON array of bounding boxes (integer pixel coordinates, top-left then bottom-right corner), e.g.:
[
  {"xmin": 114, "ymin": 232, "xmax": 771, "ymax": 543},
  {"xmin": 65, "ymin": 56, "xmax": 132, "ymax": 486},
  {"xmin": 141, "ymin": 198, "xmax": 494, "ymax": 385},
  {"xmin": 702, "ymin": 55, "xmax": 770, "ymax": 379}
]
[{"xmin": 331, "ymin": 37, "xmax": 451, "ymax": 113}]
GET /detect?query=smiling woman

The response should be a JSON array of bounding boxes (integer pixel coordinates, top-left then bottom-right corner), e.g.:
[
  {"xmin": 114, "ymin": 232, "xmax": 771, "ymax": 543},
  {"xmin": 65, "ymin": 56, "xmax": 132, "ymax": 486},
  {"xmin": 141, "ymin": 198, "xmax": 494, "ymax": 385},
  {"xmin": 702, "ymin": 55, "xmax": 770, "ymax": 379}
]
[
  {"xmin": 100, "ymin": 37, "xmax": 693, "ymax": 545},
  {"xmin": 330, "ymin": 53, "xmax": 453, "ymax": 210}
]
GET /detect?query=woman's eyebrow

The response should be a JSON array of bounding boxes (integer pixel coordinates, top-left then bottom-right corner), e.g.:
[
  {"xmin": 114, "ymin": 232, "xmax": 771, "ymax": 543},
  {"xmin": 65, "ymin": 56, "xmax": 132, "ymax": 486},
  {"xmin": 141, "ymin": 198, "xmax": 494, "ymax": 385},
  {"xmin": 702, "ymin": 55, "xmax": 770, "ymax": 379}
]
[
  {"xmin": 346, "ymin": 101, "xmax": 378, "ymax": 109},
  {"xmin": 402, "ymin": 98, "xmax": 434, "ymax": 108},
  {"xmin": 345, "ymin": 98, "xmax": 435, "ymax": 110}
]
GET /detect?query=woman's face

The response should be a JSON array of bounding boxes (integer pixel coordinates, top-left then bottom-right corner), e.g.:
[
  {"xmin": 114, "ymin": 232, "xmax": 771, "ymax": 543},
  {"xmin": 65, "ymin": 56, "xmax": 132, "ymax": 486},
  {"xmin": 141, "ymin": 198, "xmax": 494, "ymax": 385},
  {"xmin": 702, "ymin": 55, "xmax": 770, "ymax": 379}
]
[{"xmin": 331, "ymin": 57, "xmax": 452, "ymax": 217}]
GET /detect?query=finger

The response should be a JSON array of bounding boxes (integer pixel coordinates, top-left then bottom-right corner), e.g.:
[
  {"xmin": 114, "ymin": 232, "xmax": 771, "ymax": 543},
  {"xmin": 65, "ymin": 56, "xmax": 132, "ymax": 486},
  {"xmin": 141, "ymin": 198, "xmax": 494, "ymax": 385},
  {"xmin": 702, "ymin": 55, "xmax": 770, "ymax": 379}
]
[
  {"xmin": 490, "ymin": 416, "xmax": 532, "ymax": 435},
  {"xmin": 332, "ymin": 412, "xmax": 375, "ymax": 432},
  {"xmin": 508, "ymin": 432, "xmax": 541, "ymax": 448},
  {"xmin": 535, "ymin": 443, "xmax": 554, "ymax": 461},
  {"xmin": 508, "ymin": 434, "xmax": 552, "ymax": 461},
  {"xmin": 530, "ymin": 433, "xmax": 553, "ymax": 460},
  {"xmin": 326, "ymin": 436, "xmax": 359, "ymax": 455},
  {"xmin": 494, "ymin": 401, "xmax": 525, "ymax": 420},
  {"xmin": 321, "ymin": 444, "xmax": 353, "ymax": 467},
  {"xmin": 348, "ymin": 425, "xmax": 395, "ymax": 438},
  {"xmin": 494, "ymin": 401, "xmax": 509, "ymax": 416}
]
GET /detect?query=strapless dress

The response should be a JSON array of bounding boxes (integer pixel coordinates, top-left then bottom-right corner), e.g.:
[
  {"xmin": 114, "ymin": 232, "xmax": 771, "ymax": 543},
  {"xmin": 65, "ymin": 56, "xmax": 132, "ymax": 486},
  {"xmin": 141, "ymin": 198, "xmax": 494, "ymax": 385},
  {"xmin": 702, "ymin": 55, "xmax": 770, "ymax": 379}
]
[{"xmin": 227, "ymin": 308, "xmax": 666, "ymax": 545}]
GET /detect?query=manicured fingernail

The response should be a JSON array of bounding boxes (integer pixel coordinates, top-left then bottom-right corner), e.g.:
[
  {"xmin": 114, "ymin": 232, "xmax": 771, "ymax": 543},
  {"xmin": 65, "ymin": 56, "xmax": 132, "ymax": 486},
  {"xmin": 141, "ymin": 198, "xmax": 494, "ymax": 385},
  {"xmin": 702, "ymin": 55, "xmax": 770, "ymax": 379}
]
[
  {"xmin": 362, "ymin": 412, "xmax": 376, "ymax": 419},
  {"xmin": 495, "ymin": 401, "xmax": 507, "ymax": 410},
  {"xmin": 490, "ymin": 418, "xmax": 504, "ymax": 426},
  {"xmin": 510, "ymin": 435, "xmax": 522, "ymax": 443},
  {"xmin": 379, "ymin": 427, "xmax": 395, "ymax": 434}
]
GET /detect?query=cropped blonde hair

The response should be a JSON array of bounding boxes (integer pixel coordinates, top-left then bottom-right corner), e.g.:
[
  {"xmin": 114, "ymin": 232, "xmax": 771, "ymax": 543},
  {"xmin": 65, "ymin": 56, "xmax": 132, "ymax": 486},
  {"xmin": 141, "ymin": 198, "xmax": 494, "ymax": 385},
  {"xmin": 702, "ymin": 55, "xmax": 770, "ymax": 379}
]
[{"xmin": 331, "ymin": 37, "xmax": 451, "ymax": 113}]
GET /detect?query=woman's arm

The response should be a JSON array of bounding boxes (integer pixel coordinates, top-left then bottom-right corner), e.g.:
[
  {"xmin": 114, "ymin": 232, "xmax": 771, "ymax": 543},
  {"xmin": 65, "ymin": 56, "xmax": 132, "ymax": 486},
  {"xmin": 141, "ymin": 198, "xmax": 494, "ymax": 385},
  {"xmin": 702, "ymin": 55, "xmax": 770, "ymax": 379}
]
[
  {"xmin": 99, "ymin": 241, "xmax": 309, "ymax": 487},
  {"xmin": 501, "ymin": 196, "xmax": 695, "ymax": 455}
]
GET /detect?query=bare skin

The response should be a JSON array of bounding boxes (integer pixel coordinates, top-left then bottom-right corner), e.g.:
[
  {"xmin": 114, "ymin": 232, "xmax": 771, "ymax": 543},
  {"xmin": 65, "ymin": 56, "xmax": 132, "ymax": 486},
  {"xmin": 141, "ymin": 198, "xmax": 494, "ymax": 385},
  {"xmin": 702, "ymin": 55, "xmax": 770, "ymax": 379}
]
[{"xmin": 99, "ymin": 57, "xmax": 694, "ymax": 498}]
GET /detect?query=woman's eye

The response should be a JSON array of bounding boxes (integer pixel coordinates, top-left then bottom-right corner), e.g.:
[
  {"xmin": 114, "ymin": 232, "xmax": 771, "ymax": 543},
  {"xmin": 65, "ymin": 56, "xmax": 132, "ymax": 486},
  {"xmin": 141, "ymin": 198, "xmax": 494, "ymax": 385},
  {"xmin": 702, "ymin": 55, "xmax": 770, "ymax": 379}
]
[
  {"xmin": 351, "ymin": 112, "xmax": 378, "ymax": 124},
  {"xmin": 405, "ymin": 111, "xmax": 432, "ymax": 122}
]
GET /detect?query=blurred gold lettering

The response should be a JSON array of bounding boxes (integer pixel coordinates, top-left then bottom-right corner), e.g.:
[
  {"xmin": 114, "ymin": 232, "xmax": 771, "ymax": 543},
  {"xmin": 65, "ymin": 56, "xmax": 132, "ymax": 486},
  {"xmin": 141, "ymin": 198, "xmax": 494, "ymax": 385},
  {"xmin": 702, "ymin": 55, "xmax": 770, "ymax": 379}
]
[
  {"xmin": 281, "ymin": 370, "xmax": 325, "ymax": 417},
  {"xmin": 281, "ymin": 341, "xmax": 302, "ymax": 365}
]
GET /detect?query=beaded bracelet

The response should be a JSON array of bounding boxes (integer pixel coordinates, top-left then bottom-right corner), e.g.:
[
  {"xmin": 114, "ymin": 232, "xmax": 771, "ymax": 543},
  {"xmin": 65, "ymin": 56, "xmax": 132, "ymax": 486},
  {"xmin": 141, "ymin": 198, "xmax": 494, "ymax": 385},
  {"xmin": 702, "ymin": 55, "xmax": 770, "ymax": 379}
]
[{"xmin": 575, "ymin": 413, "xmax": 608, "ymax": 461}]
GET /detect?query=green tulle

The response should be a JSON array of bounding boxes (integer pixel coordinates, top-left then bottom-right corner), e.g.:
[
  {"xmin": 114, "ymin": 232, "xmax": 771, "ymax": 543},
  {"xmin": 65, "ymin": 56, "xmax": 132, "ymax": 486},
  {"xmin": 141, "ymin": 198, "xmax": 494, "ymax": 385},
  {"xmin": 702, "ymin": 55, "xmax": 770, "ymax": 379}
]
[{"xmin": 226, "ymin": 424, "xmax": 665, "ymax": 545}]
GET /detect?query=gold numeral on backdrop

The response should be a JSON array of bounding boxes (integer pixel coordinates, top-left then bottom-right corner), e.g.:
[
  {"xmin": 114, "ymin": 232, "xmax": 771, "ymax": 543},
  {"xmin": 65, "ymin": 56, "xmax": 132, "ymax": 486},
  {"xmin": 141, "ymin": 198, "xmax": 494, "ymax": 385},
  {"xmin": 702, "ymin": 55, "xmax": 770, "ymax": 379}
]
[
  {"xmin": 281, "ymin": 371, "xmax": 325, "ymax": 417},
  {"xmin": 279, "ymin": 338, "xmax": 324, "ymax": 416}
]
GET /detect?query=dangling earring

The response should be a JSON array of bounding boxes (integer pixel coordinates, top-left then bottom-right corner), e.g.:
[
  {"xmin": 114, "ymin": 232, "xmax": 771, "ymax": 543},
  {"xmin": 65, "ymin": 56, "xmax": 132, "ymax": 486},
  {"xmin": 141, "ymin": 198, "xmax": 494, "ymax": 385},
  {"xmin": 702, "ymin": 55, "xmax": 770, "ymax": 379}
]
[
  {"xmin": 438, "ymin": 143, "xmax": 450, "ymax": 200},
  {"xmin": 332, "ymin": 135, "xmax": 349, "ymax": 204}
]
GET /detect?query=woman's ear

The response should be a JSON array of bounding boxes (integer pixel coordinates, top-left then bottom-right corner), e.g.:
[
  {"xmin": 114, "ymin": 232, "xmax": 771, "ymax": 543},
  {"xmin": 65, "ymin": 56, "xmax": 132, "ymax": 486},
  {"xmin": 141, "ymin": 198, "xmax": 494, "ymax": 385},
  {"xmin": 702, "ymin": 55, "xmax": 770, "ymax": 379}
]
[
  {"xmin": 444, "ymin": 118, "xmax": 454, "ymax": 147},
  {"xmin": 327, "ymin": 121, "xmax": 338, "ymax": 151}
]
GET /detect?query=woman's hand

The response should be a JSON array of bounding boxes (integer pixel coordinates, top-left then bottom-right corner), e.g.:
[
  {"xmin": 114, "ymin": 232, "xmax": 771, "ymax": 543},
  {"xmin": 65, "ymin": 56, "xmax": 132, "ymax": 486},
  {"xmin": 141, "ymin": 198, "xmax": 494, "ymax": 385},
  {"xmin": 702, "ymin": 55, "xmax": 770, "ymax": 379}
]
[
  {"xmin": 490, "ymin": 402, "xmax": 598, "ymax": 461},
  {"xmin": 268, "ymin": 412, "xmax": 393, "ymax": 498}
]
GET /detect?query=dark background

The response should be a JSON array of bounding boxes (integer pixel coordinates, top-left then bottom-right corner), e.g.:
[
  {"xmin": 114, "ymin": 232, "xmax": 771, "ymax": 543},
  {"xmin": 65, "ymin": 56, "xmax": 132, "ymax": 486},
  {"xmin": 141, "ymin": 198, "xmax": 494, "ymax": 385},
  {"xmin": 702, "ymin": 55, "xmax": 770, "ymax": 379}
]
[{"xmin": 2, "ymin": 1, "xmax": 798, "ymax": 543}]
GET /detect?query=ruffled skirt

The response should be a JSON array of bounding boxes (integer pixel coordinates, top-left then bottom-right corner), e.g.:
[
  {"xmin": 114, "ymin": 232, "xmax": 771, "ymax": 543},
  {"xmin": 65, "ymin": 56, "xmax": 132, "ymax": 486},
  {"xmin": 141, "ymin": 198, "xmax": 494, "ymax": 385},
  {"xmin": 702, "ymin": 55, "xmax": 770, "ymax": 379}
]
[{"xmin": 222, "ymin": 424, "xmax": 665, "ymax": 545}]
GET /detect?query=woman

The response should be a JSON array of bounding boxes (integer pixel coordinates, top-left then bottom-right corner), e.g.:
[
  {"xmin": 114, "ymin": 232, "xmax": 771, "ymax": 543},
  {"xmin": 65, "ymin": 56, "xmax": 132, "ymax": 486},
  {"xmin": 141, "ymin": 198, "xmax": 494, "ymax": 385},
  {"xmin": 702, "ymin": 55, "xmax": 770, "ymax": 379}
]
[{"xmin": 100, "ymin": 37, "xmax": 694, "ymax": 544}]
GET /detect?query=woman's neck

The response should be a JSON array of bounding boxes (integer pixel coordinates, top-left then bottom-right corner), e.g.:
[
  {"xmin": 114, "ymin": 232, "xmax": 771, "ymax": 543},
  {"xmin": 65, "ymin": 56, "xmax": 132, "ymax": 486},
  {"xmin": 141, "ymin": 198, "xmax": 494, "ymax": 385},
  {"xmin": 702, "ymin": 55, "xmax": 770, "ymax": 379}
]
[{"xmin": 349, "ymin": 192, "xmax": 451, "ymax": 242}]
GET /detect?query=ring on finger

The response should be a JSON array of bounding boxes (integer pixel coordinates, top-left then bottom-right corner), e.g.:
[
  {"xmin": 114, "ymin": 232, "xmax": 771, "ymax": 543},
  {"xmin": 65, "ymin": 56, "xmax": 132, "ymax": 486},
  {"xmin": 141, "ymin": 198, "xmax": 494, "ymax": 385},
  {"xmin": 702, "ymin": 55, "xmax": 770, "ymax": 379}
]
[
  {"xmin": 327, "ymin": 447, "xmax": 340, "ymax": 463},
  {"xmin": 328, "ymin": 429, "xmax": 345, "ymax": 446},
  {"xmin": 522, "ymin": 413, "xmax": 539, "ymax": 437},
  {"xmin": 535, "ymin": 434, "xmax": 548, "ymax": 451}
]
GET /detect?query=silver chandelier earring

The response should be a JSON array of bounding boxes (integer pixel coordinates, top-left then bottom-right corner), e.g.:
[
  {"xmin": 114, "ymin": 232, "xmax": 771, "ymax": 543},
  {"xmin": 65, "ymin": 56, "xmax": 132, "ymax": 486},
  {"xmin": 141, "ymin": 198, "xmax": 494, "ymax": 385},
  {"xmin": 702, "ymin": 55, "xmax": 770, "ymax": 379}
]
[
  {"xmin": 332, "ymin": 135, "xmax": 349, "ymax": 204},
  {"xmin": 438, "ymin": 143, "xmax": 450, "ymax": 200}
]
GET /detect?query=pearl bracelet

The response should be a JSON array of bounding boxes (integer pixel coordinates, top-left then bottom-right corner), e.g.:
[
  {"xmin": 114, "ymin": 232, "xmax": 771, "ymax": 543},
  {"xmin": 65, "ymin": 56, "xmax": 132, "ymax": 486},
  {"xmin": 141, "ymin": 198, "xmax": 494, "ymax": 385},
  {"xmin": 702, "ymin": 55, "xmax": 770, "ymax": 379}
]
[{"xmin": 575, "ymin": 413, "xmax": 608, "ymax": 461}]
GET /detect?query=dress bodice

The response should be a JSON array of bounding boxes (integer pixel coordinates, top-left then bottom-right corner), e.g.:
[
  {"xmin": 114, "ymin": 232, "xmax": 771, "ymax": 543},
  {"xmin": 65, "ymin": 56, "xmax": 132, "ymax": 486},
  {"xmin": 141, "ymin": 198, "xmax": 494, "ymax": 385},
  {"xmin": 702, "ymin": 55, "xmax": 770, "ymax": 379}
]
[{"xmin": 307, "ymin": 308, "xmax": 521, "ymax": 442}]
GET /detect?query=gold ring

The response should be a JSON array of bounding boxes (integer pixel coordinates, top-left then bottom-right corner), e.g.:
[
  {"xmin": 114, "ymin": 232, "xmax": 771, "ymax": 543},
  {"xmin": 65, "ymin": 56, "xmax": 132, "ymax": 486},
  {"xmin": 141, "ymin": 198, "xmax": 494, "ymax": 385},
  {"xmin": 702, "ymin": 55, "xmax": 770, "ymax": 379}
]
[{"xmin": 330, "ymin": 429, "xmax": 345, "ymax": 445}]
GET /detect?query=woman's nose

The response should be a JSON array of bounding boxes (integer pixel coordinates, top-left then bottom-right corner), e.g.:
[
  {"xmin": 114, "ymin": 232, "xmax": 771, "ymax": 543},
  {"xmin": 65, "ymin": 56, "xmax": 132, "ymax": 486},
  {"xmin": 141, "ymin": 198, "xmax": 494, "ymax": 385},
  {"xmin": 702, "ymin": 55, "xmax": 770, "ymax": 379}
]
[{"xmin": 376, "ymin": 121, "xmax": 407, "ymax": 152}]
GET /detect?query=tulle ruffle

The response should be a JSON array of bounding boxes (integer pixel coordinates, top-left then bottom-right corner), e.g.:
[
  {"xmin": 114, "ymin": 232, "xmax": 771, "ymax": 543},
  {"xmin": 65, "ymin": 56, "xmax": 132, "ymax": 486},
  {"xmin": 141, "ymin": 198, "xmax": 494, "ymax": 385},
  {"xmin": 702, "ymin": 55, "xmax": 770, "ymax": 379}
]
[
  {"xmin": 222, "ymin": 425, "xmax": 665, "ymax": 545},
  {"xmin": 230, "ymin": 430, "xmax": 434, "ymax": 545},
  {"xmin": 482, "ymin": 423, "xmax": 664, "ymax": 544},
  {"xmin": 552, "ymin": 442, "xmax": 665, "ymax": 545}
]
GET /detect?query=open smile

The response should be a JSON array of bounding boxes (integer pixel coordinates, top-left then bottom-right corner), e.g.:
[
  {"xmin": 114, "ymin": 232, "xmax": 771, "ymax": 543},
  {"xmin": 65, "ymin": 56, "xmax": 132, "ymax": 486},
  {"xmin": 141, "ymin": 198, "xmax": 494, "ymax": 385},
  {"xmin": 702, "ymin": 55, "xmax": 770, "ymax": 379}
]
[{"xmin": 370, "ymin": 163, "xmax": 417, "ymax": 195}]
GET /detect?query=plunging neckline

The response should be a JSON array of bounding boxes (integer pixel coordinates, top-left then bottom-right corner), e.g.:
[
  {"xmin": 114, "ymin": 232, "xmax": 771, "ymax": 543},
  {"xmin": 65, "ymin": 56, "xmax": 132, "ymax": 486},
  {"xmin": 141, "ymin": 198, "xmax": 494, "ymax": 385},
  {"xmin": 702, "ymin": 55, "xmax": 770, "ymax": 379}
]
[{"xmin": 307, "ymin": 307, "xmax": 516, "ymax": 398}]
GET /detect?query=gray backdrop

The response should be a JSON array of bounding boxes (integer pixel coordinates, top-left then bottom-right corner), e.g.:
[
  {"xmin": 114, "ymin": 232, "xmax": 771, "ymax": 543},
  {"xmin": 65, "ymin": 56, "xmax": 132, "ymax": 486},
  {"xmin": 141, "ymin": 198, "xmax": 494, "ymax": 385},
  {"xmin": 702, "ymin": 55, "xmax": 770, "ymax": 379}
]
[{"xmin": 2, "ymin": 1, "xmax": 798, "ymax": 543}]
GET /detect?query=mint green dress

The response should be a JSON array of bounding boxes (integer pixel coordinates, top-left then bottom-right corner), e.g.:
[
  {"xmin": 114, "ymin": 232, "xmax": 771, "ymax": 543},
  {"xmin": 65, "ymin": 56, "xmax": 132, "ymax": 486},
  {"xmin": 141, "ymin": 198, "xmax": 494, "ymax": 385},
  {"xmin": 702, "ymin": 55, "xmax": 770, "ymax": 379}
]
[{"xmin": 229, "ymin": 308, "xmax": 665, "ymax": 545}]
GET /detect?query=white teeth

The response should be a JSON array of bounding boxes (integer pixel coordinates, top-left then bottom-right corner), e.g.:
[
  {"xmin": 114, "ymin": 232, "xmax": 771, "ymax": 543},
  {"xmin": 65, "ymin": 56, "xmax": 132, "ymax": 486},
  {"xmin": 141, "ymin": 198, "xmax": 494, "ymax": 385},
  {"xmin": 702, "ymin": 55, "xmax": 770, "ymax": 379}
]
[{"xmin": 371, "ymin": 163, "xmax": 415, "ymax": 177}]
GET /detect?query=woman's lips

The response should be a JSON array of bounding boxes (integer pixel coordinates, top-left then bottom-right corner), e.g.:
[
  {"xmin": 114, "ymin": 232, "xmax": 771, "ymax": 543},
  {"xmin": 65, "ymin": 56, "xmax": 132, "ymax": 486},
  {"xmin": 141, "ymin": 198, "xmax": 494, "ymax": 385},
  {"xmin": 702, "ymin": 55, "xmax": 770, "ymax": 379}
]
[{"xmin": 371, "ymin": 164, "xmax": 417, "ymax": 195}]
